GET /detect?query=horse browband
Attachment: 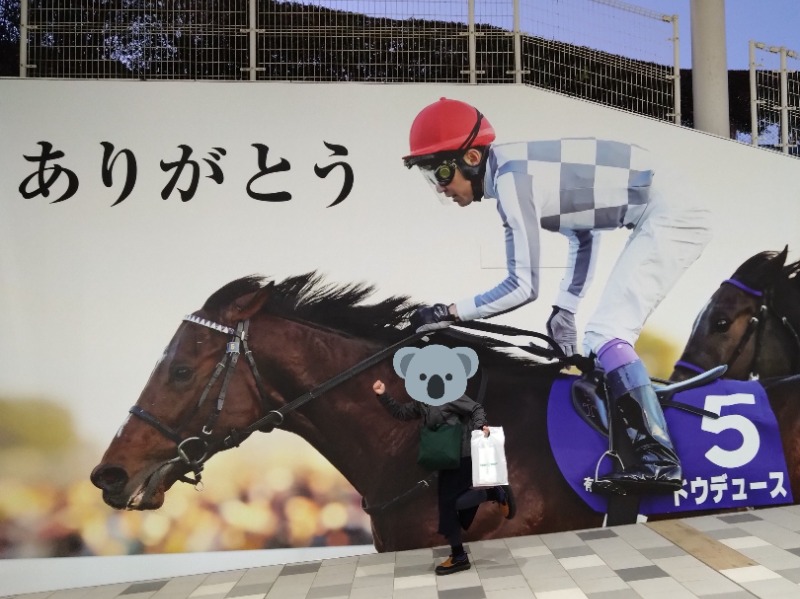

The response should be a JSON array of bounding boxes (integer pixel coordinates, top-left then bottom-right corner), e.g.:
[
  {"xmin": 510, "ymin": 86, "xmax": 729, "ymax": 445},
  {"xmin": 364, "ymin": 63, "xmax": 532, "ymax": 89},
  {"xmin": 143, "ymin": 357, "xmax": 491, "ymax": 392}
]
[{"xmin": 720, "ymin": 278, "xmax": 800, "ymax": 377}]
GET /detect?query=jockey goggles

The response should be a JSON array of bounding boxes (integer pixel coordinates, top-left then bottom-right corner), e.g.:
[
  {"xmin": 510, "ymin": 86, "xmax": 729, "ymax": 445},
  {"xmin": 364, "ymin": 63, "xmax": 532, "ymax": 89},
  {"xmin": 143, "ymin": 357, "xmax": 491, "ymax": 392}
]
[{"xmin": 420, "ymin": 160, "xmax": 458, "ymax": 187}]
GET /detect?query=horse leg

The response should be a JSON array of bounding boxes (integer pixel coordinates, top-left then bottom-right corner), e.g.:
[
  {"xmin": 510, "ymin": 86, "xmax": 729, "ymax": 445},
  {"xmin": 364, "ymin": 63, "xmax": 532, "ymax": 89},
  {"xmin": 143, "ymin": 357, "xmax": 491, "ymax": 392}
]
[{"xmin": 765, "ymin": 376, "xmax": 800, "ymax": 502}]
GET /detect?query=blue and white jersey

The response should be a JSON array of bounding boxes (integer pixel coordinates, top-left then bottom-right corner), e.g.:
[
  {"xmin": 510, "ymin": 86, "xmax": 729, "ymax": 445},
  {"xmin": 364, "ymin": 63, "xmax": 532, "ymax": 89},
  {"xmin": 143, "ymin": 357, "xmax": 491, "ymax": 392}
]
[{"xmin": 454, "ymin": 138, "xmax": 655, "ymax": 322}]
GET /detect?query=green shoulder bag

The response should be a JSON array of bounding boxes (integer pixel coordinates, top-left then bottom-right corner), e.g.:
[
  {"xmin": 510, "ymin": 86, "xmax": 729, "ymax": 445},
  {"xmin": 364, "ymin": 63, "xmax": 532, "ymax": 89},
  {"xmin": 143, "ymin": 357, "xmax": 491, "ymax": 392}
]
[{"xmin": 417, "ymin": 422, "xmax": 463, "ymax": 471}]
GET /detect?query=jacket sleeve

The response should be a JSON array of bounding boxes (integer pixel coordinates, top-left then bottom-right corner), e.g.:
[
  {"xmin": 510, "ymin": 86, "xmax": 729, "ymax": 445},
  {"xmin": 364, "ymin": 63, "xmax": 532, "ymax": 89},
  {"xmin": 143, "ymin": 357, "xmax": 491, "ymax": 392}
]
[
  {"xmin": 448, "ymin": 396, "xmax": 488, "ymax": 430},
  {"xmin": 454, "ymin": 170, "xmax": 541, "ymax": 321},
  {"xmin": 376, "ymin": 393, "xmax": 422, "ymax": 422}
]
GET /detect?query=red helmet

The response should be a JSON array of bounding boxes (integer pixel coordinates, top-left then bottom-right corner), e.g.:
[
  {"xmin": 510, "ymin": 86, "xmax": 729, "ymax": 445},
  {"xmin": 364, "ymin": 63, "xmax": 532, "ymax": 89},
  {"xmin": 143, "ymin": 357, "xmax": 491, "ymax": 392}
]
[{"xmin": 403, "ymin": 98, "xmax": 495, "ymax": 165}]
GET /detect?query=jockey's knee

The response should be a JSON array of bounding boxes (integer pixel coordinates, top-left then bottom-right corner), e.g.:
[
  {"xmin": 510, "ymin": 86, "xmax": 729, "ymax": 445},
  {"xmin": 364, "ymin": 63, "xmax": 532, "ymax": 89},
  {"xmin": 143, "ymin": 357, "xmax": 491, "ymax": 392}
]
[{"xmin": 583, "ymin": 332, "xmax": 638, "ymax": 360}]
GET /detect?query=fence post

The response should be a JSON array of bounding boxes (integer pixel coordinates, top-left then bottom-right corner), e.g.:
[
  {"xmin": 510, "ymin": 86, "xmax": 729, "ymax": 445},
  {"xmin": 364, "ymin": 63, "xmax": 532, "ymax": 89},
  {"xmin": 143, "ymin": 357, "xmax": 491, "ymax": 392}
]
[
  {"xmin": 670, "ymin": 14, "xmax": 680, "ymax": 125},
  {"xmin": 779, "ymin": 46, "xmax": 789, "ymax": 154},
  {"xmin": 749, "ymin": 41, "xmax": 760, "ymax": 146},
  {"xmin": 249, "ymin": 0, "xmax": 257, "ymax": 81},
  {"xmin": 468, "ymin": 0, "xmax": 477, "ymax": 84},
  {"xmin": 513, "ymin": 0, "xmax": 522, "ymax": 84},
  {"xmin": 19, "ymin": 0, "xmax": 28, "ymax": 77},
  {"xmin": 241, "ymin": 0, "xmax": 264, "ymax": 80}
]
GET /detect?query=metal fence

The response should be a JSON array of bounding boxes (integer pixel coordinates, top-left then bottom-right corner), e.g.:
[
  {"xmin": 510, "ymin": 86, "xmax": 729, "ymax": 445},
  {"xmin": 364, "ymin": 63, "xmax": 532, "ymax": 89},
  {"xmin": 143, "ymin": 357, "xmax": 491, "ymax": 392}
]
[
  {"xmin": 5, "ymin": 0, "xmax": 680, "ymax": 124},
  {"xmin": 749, "ymin": 40, "xmax": 799, "ymax": 155}
]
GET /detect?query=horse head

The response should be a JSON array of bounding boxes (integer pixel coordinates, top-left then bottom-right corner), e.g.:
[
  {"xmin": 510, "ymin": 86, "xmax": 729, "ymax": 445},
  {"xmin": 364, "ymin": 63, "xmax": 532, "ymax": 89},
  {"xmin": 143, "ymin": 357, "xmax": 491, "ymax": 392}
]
[
  {"xmin": 671, "ymin": 246, "xmax": 800, "ymax": 381},
  {"xmin": 90, "ymin": 277, "xmax": 283, "ymax": 509},
  {"xmin": 91, "ymin": 273, "xmax": 423, "ymax": 511}
]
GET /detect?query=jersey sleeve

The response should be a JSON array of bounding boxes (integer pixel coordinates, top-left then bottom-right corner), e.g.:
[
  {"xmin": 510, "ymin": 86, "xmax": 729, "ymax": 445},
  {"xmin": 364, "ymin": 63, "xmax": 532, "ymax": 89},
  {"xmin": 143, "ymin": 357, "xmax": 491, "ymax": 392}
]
[
  {"xmin": 455, "ymin": 170, "xmax": 541, "ymax": 321},
  {"xmin": 554, "ymin": 228, "xmax": 600, "ymax": 313}
]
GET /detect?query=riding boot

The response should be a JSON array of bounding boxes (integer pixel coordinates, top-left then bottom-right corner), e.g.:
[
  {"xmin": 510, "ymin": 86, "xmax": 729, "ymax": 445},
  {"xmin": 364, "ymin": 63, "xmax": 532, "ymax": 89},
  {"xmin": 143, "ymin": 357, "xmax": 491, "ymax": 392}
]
[{"xmin": 594, "ymin": 358, "xmax": 682, "ymax": 495}]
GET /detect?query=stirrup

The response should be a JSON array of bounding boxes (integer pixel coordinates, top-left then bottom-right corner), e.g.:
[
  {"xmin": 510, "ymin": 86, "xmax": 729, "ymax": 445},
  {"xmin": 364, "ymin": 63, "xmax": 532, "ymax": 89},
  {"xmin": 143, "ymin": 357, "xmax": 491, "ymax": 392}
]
[{"xmin": 586, "ymin": 450, "xmax": 628, "ymax": 495}]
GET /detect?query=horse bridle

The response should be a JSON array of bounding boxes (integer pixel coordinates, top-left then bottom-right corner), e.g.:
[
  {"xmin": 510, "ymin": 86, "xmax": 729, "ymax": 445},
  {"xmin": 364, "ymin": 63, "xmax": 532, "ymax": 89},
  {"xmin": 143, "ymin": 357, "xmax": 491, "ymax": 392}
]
[
  {"xmin": 675, "ymin": 278, "xmax": 800, "ymax": 380},
  {"xmin": 128, "ymin": 315, "xmax": 274, "ymax": 485},
  {"xmin": 127, "ymin": 313, "xmax": 433, "ymax": 488}
]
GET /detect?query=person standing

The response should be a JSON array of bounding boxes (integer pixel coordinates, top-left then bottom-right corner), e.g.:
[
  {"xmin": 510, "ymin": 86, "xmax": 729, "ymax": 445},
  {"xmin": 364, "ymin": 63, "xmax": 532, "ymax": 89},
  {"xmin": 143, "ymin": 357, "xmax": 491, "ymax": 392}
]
[{"xmin": 372, "ymin": 379, "xmax": 515, "ymax": 575}]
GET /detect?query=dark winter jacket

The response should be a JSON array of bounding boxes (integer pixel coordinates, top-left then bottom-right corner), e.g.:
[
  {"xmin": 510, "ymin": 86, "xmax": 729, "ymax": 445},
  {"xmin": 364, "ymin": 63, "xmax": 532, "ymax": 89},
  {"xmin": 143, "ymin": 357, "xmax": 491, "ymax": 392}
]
[{"xmin": 377, "ymin": 394, "xmax": 487, "ymax": 457}]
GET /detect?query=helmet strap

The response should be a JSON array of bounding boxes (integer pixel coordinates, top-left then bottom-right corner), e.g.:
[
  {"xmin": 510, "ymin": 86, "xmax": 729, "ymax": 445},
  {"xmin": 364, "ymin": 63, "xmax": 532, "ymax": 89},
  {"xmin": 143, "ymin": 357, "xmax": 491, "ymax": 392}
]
[{"xmin": 457, "ymin": 148, "xmax": 489, "ymax": 202}]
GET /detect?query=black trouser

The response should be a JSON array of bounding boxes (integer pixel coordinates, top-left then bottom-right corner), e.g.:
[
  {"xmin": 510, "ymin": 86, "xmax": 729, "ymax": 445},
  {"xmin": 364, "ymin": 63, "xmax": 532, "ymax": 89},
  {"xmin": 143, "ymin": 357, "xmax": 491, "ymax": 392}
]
[
  {"xmin": 445, "ymin": 488, "xmax": 494, "ymax": 546},
  {"xmin": 437, "ymin": 458, "xmax": 496, "ymax": 548}
]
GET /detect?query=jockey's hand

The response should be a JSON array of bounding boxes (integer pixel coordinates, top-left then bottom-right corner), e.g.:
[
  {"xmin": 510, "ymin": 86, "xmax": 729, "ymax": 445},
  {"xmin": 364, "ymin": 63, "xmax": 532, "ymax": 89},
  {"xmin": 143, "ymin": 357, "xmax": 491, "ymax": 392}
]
[
  {"xmin": 546, "ymin": 306, "xmax": 577, "ymax": 357},
  {"xmin": 410, "ymin": 303, "xmax": 456, "ymax": 332},
  {"xmin": 482, "ymin": 425, "xmax": 490, "ymax": 437},
  {"xmin": 373, "ymin": 380, "xmax": 385, "ymax": 395}
]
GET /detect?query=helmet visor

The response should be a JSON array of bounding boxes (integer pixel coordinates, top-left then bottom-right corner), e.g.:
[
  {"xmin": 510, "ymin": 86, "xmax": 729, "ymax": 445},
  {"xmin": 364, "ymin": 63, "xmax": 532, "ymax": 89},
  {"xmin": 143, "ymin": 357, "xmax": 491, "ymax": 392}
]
[
  {"xmin": 417, "ymin": 172, "xmax": 452, "ymax": 206},
  {"xmin": 409, "ymin": 155, "xmax": 462, "ymax": 206}
]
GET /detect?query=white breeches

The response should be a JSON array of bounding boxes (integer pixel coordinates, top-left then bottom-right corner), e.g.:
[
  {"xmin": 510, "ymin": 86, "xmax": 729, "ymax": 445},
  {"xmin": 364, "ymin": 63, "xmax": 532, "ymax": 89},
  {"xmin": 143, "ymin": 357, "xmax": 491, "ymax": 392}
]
[{"xmin": 583, "ymin": 171, "xmax": 713, "ymax": 355}]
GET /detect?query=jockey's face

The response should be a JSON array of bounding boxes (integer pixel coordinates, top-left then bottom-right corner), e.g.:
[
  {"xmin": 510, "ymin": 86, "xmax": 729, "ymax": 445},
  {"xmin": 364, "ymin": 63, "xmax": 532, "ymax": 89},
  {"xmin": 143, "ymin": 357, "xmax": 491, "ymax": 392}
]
[
  {"xmin": 420, "ymin": 148, "xmax": 482, "ymax": 207},
  {"xmin": 436, "ymin": 164, "xmax": 474, "ymax": 207}
]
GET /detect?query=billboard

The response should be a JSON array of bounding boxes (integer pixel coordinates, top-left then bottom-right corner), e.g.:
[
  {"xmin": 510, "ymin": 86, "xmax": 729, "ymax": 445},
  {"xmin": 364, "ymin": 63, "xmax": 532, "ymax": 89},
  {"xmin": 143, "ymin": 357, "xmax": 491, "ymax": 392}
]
[{"xmin": 1, "ymin": 79, "xmax": 799, "ymax": 592}]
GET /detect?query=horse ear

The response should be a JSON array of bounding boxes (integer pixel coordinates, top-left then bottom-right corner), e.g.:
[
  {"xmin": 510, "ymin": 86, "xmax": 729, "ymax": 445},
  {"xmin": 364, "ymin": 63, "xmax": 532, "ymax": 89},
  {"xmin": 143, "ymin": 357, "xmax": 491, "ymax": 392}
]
[
  {"xmin": 223, "ymin": 283, "xmax": 274, "ymax": 322},
  {"xmin": 753, "ymin": 246, "xmax": 788, "ymax": 289}
]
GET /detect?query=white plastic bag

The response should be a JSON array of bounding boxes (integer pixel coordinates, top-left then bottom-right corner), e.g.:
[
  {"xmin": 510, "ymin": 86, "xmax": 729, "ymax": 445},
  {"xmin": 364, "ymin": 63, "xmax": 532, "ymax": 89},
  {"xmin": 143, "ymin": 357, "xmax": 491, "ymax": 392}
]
[{"xmin": 470, "ymin": 426, "xmax": 508, "ymax": 487}]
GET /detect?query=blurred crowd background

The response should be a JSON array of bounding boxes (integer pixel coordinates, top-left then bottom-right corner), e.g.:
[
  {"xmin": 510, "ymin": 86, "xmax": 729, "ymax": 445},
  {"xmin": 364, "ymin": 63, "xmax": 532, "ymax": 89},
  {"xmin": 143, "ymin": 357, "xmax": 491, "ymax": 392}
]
[
  {"xmin": 0, "ymin": 407, "xmax": 373, "ymax": 558},
  {"xmin": 0, "ymin": 332, "xmax": 677, "ymax": 560}
]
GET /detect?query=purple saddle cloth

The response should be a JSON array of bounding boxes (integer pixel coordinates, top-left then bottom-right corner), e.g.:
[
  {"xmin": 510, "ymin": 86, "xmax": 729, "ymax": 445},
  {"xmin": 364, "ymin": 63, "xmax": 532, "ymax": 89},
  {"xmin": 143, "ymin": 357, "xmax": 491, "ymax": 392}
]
[{"xmin": 547, "ymin": 375, "xmax": 793, "ymax": 514}]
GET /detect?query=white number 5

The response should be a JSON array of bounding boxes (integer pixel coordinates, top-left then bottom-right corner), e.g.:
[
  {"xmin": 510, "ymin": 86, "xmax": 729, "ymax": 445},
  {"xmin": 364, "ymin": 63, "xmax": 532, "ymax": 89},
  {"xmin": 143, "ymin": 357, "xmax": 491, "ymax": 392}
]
[{"xmin": 701, "ymin": 393, "xmax": 760, "ymax": 469}]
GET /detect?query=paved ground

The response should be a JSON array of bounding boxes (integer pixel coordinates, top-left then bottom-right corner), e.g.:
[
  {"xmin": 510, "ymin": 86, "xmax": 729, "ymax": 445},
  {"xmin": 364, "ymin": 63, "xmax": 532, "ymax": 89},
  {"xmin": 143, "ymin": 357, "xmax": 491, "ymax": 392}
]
[{"xmin": 9, "ymin": 505, "xmax": 800, "ymax": 598}]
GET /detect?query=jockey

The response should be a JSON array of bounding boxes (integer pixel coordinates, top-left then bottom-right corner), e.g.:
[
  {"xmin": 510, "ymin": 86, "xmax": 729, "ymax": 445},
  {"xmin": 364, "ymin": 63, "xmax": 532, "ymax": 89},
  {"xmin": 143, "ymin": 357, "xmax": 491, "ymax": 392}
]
[{"xmin": 403, "ymin": 97, "xmax": 712, "ymax": 495}]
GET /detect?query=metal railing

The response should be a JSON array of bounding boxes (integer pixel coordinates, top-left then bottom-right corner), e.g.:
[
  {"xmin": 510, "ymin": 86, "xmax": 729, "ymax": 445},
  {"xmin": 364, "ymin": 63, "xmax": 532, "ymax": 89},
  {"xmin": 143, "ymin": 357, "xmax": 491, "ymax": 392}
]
[
  {"xmin": 749, "ymin": 40, "xmax": 799, "ymax": 155},
  {"xmin": 7, "ymin": 1, "xmax": 680, "ymax": 125}
]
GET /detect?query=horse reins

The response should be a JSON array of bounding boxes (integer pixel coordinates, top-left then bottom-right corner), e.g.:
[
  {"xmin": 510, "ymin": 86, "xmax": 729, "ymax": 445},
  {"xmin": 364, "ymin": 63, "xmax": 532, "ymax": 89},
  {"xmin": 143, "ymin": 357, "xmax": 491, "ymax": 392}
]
[
  {"xmin": 675, "ymin": 278, "xmax": 800, "ymax": 379},
  {"xmin": 126, "ymin": 313, "xmax": 573, "ymax": 507}
]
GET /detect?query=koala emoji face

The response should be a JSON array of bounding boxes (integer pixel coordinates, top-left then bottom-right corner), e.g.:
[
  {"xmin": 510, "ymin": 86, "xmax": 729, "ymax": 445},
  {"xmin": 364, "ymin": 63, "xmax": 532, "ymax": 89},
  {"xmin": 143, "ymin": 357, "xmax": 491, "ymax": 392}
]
[{"xmin": 393, "ymin": 345, "xmax": 479, "ymax": 406}]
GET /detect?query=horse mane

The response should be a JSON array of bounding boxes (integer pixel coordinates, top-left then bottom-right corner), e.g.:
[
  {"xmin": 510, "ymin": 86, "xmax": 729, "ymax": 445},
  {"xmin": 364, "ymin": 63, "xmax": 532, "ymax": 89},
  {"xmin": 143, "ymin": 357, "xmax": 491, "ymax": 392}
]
[
  {"xmin": 775, "ymin": 256, "xmax": 800, "ymax": 324},
  {"xmin": 784, "ymin": 258, "xmax": 800, "ymax": 281},
  {"xmin": 204, "ymin": 272, "xmax": 556, "ymax": 374}
]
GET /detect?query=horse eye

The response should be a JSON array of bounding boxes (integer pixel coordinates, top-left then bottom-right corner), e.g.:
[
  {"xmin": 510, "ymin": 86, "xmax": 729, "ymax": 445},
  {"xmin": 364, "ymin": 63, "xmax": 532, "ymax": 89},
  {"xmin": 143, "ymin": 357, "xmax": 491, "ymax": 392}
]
[
  {"xmin": 713, "ymin": 318, "xmax": 731, "ymax": 333},
  {"xmin": 419, "ymin": 374, "xmax": 427, "ymax": 381},
  {"xmin": 171, "ymin": 365, "xmax": 194, "ymax": 383},
  {"xmin": 445, "ymin": 374, "xmax": 453, "ymax": 381}
]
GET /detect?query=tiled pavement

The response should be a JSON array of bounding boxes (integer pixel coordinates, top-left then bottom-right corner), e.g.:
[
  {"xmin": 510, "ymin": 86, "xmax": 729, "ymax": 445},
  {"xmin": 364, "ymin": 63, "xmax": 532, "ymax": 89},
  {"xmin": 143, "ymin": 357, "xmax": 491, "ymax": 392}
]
[{"xmin": 9, "ymin": 505, "xmax": 800, "ymax": 599}]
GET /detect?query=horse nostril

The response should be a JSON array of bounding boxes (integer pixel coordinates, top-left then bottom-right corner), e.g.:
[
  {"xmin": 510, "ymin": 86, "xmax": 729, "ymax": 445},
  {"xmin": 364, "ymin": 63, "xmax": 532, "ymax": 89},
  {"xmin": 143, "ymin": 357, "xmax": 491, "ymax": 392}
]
[
  {"xmin": 90, "ymin": 464, "xmax": 129, "ymax": 493},
  {"xmin": 427, "ymin": 375, "xmax": 445, "ymax": 399}
]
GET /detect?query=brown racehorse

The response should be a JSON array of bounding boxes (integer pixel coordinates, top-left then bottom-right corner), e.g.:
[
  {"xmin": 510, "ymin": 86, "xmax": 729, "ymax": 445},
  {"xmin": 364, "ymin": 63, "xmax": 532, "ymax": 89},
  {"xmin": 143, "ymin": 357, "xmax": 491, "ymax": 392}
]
[
  {"xmin": 671, "ymin": 247, "xmax": 800, "ymax": 382},
  {"xmin": 91, "ymin": 273, "xmax": 800, "ymax": 552}
]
